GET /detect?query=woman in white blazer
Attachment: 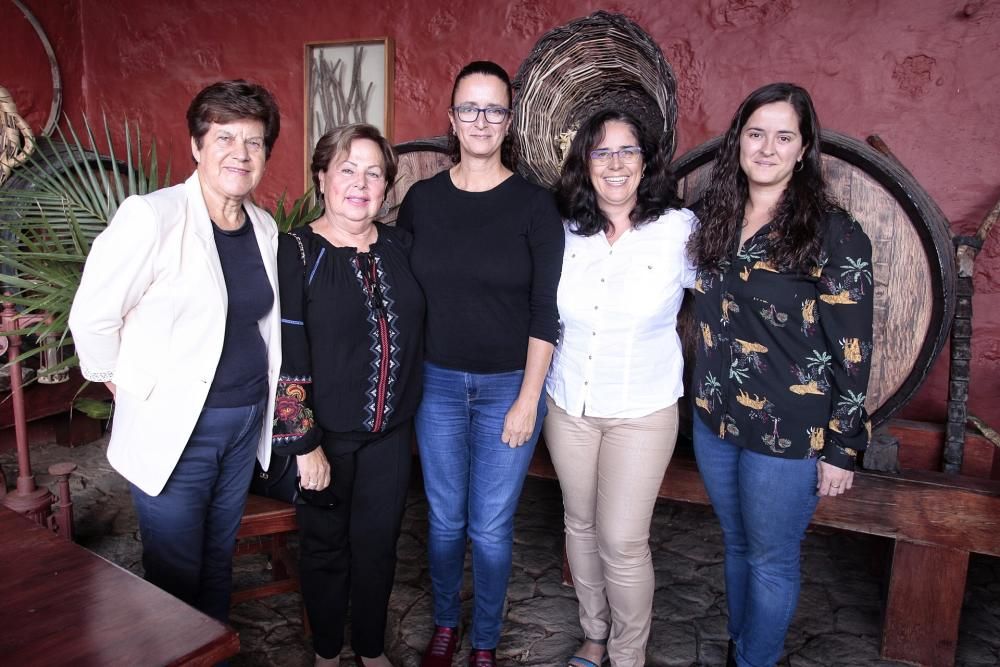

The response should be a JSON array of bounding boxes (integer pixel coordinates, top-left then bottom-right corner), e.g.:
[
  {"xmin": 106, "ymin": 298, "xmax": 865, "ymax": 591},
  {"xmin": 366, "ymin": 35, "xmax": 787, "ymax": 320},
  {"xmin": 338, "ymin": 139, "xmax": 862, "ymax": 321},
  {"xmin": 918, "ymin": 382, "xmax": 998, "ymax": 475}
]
[{"xmin": 69, "ymin": 80, "xmax": 282, "ymax": 623}]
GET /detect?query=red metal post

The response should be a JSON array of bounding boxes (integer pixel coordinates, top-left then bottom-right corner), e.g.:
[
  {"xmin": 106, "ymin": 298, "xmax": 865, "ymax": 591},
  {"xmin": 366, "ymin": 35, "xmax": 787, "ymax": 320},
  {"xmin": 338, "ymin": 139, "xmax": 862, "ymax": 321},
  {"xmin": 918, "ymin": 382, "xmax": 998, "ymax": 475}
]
[
  {"xmin": 49, "ymin": 462, "xmax": 77, "ymax": 540},
  {"xmin": 0, "ymin": 299, "xmax": 58, "ymax": 528}
]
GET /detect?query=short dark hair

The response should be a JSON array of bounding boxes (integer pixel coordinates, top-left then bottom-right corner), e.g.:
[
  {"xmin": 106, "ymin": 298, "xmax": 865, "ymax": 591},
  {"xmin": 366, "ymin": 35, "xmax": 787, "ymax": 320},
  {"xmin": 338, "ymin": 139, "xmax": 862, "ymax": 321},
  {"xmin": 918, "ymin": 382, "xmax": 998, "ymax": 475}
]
[
  {"xmin": 688, "ymin": 82, "xmax": 834, "ymax": 272},
  {"xmin": 186, "ymin": 80, "xmax": 281, "ymax": 158},
  {"xmin": 555, "ymin": 108, "xmax": 681, "ymax": 237},
  {"xmin": 310, "ymin": 123, "xmax": 398, "ymax": 204},
  {"xmin": 446, "ymin": 60, "xmax": 518, "ymax": 170}
]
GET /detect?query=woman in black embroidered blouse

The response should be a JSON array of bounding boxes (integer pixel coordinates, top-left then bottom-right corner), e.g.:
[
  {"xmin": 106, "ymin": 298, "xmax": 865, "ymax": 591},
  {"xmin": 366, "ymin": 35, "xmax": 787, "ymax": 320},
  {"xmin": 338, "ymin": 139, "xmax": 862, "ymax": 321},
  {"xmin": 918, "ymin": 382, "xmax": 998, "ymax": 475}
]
[
  {"xmin": 687, "ymin": 83, "xmax": 873, "ymax": 667},
  {"xmin": 273, "ymin": 124, "xmax": 424, "ymax": 667}
]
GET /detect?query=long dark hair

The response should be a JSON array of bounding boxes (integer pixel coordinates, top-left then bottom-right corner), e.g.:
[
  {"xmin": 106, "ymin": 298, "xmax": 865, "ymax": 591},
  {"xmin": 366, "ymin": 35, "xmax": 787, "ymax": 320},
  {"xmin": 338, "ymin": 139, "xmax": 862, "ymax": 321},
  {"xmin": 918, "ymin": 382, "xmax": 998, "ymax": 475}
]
[
  {"xmin": 446, "ymin": 60, "xmax": 518, "ymax": 170},
  {"xmin": 555, "ymin": 109, "xmax": 681, "ymax": 236},
  {"xmin": 687, "ymin": 82, "xmax": 837, "ymax": 272}
]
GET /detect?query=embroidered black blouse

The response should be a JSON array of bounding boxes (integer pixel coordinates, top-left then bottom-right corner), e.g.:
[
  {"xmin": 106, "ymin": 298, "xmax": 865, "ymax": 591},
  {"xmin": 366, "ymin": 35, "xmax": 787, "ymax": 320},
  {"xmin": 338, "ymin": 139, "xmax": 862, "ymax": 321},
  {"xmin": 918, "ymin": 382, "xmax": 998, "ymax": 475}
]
[
  {"xmin": 272, "ymin": 223, "xmax": 425, "ymax": 456},
  {"xmin": 691, "ymin": 210, "xmax": 874, "ymax": 470}
]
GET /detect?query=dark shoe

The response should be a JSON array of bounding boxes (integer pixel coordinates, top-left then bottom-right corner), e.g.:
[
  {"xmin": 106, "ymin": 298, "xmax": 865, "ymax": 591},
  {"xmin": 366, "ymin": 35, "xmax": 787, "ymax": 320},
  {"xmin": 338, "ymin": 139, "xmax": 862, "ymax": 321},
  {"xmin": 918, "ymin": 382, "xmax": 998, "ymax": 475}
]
[
  {"xmin": 468, "ymin": 649, "xmax": 496, "ymax": 667},
  {"xmin": 420, "ymin": 626, "xmax": 459, "ymax": 667}
]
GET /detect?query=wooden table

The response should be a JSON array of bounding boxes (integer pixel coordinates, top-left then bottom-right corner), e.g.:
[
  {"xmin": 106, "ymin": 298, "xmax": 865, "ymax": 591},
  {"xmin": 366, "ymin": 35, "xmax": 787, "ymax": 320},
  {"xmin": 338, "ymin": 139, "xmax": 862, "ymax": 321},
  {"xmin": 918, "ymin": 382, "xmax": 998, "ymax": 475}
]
[{"xmin": 0, "ymin": 506, "xmax": 239, "ymax": 665}]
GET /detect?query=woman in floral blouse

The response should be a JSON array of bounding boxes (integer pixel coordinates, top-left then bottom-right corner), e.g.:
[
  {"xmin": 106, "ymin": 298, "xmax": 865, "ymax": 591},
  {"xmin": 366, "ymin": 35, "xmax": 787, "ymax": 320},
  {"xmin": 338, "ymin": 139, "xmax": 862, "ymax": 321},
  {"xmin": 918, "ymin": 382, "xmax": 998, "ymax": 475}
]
[
  {"xmin": 687, "ymin": 83, "xmax": 873, "ymax": 667},
  {"xmin": 274, "ymin": 124, "xmax": 424, "ymax": 667}
]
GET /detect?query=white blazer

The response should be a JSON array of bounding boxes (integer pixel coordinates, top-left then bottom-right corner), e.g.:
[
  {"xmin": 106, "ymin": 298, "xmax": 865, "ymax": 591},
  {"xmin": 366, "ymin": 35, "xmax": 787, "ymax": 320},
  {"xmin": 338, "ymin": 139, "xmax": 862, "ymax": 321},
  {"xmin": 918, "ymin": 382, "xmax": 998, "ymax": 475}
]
[{"xmin": 69, "ymin": 172, "xmax": 281, "ymax": 496}]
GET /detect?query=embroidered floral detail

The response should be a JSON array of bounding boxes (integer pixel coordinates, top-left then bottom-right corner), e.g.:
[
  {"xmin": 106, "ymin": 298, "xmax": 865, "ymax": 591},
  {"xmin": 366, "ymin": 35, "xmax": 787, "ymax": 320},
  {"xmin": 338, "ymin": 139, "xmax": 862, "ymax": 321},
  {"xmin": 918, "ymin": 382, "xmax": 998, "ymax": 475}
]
[{"xmin": 272, "ymin": 376, "xmax": 316, "ymax": 447}]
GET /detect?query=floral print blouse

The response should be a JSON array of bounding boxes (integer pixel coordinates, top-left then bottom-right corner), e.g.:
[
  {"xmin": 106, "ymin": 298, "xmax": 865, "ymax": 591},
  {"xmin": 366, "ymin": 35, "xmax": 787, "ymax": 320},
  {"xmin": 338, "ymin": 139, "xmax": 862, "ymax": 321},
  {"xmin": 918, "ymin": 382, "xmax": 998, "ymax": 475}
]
[{"xmin": 691, "ymin": 210, "xmax": 874, "ymax": 470}]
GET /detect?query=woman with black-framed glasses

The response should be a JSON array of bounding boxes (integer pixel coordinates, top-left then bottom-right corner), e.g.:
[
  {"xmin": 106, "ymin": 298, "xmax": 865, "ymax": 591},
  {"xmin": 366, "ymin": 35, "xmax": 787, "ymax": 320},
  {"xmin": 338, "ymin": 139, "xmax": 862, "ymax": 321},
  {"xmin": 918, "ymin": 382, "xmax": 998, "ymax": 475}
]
[
  {"xmin": 397, "ymin": 60, "xmax": 564, "ymax": 667},
  {"xmin": 544, "ymin": 109, "xmax": 696, "ymax": 667}
]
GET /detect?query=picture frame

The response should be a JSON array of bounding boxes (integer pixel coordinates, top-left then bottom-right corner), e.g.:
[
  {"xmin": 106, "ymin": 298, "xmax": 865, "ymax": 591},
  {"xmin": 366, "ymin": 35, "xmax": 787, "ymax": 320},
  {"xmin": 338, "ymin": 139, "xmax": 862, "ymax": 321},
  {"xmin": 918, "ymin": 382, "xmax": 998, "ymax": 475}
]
[{"xmin": 304, "ymin": 38, "xmax": 394, "ymax": 187}]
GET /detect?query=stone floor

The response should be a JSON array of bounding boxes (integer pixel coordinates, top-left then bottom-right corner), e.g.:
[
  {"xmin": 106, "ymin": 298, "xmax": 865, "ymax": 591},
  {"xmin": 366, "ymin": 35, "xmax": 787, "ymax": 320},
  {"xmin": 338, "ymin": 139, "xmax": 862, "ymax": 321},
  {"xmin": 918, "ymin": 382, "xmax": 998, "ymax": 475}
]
[{"xmin": 3, "ymin": 437, "xmax": 999, "ymax": 666}]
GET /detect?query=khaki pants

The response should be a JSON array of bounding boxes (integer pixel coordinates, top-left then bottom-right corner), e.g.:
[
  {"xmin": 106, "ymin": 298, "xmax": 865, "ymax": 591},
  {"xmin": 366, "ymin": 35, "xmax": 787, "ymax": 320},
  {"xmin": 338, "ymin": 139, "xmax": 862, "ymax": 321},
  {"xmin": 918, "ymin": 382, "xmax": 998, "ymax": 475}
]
[{"xmin": 543, "ymin": 396, "xmax": 679, "ymax": 667}]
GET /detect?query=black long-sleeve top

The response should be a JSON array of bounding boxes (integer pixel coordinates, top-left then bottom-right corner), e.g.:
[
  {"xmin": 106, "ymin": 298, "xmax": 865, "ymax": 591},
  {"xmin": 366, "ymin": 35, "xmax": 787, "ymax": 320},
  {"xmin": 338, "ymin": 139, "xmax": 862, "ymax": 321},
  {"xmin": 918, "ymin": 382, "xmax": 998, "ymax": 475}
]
[
  {"xmin": 272, "ymin": 223, "xmax": 425, "ymax": 455},
  {"xmin": 397, "ymin": 171, "xmax": 564, "ymax": 373},
  {"xmin": 691, "ymin": 210, "xmax": 874, "ymax": 470}
]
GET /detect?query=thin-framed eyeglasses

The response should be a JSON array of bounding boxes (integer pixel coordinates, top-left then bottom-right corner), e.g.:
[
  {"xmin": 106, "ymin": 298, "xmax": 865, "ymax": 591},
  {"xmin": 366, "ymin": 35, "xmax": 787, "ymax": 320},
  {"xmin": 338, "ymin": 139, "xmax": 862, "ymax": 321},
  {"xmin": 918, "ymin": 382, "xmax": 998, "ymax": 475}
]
[
  {"xmin": 450, "ymin": 105, "xmax": 511, "ymax": 124},
  {"xmin": 589, "ymin": 147, "xmax": 643, "ymax": 165}
]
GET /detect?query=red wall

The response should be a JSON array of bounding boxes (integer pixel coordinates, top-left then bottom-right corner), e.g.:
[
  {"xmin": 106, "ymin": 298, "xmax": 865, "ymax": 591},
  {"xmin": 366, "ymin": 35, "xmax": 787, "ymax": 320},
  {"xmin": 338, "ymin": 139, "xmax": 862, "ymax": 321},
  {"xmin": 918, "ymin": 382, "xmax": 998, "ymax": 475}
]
[
  {"xmin": 0, "ymin": 1, "xmax": 84, "ymax": 138},
  {"xmin": 3, "ymin": 0, "xmax": 999, "ymax": 425}
]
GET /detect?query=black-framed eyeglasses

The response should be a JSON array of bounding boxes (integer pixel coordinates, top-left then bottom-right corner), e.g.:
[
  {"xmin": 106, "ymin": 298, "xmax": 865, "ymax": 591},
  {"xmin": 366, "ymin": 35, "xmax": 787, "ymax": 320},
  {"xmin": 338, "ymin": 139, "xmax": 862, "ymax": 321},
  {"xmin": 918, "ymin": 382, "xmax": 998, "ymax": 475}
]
[
  {"xmin": 450, "ymin": 105, "xmax": 511, "ymax": 124},
  {"xmin": 589, "ymin": 147, "xmax": 643, "ymax": 165}
]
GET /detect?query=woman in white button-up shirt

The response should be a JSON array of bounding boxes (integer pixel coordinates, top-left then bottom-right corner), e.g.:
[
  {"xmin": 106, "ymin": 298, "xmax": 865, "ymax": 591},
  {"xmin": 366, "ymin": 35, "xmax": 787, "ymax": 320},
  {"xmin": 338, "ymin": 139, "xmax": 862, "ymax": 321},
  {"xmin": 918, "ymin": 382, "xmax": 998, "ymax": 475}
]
[{"xmin": 544, "ymin": 109, "xmax": 696, "ymax": 667}]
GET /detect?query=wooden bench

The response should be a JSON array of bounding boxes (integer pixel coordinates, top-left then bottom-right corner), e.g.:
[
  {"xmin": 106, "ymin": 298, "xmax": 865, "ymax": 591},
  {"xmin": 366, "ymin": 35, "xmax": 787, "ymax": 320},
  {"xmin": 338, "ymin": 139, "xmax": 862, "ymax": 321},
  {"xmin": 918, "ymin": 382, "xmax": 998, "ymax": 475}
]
[
  {"xmin": 233, "ymin": 493, "xmax": 299, "ymax": 605},
  {"xmin": 526, "ymin": 438, "xmax": 1000, "ymax": 667}
]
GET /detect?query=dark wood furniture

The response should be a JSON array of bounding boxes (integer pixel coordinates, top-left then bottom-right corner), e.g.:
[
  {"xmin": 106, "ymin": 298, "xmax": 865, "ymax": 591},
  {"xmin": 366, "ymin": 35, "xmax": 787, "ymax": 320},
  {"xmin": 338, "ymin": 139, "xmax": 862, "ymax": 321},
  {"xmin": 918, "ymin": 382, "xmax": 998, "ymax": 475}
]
[
  {"xmin": 0, "ymin": 505, "xmax": 239, "ymax": 665},
  {"xmin": 0, "ymin": 369, "xmax": 108, "ymax": 451},
  {"xmin": 527, "ymin": 439, "xmax": 1000, "ymax": 667},
  {"xmin": 232, "ymin": 493, "xmax": 299, "ymax": 605}
]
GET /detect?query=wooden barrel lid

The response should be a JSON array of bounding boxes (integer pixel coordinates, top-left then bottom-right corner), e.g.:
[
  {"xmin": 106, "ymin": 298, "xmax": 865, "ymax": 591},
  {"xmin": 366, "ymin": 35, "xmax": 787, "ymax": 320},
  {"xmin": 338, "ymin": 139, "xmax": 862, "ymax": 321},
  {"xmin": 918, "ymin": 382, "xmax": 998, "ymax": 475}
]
[
  {"xmin": 382, "ymin": 137, "xmax": 451, "ymax": 226},
  {"xmin": 674, "ymin": 129, "xmax": 956, "ymax": 426}
]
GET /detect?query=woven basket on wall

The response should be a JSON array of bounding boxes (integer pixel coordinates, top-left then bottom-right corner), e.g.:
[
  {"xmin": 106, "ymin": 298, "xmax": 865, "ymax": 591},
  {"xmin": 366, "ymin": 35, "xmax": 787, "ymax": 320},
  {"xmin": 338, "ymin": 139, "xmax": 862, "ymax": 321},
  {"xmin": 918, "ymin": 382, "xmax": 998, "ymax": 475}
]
[{"xmin": 511, "ymin": 11, "xmax": 678, "ymax": 189}]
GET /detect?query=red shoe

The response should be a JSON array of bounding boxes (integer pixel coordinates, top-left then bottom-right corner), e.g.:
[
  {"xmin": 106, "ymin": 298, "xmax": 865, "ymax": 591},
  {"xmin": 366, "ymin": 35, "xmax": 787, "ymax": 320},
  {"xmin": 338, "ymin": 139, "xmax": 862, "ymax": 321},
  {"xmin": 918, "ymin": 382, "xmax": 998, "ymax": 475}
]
[
  {"xmin": 468, "ymin": 649, "xmax": 496, "ymax": 667},
  {"xmin": 420, "ymin": 625, "xmax": 459, "ymax": 667}
]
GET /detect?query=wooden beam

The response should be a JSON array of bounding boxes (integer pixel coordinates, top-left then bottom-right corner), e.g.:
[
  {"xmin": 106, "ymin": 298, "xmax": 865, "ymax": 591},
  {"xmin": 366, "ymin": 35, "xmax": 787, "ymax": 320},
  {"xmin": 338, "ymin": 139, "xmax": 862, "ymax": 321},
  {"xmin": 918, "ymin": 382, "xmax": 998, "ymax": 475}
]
[
  {"xmin": 882, "ymin": 541, "xmax": 968, "ymax": 666},
  {"xmin": 530, "ymin": 441, "xmax": 1000, "ymax": 557},
  {"xmin": 887, "ymin": 419, "xmax": 998, "ymax": 479}
]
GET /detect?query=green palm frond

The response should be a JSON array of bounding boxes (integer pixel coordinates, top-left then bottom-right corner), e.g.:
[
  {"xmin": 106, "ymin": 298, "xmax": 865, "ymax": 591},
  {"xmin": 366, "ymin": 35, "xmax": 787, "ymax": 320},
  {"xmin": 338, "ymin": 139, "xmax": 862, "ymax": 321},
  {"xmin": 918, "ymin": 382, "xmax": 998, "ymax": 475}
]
[
  {"xmin": 272, "ymin": 187, "xmax": 322, "ymax": 232},
  {"xmin": 0, "ymin": 115, "xmax": 170, "ymax": 373}
]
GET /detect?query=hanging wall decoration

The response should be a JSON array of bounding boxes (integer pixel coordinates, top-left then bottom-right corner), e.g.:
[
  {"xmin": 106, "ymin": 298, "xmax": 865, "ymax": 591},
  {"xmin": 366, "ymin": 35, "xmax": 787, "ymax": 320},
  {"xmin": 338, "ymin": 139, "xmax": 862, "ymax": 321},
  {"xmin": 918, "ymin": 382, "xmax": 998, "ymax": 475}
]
[{"xmin": 305, "ymin": 38, "xmax": 394, "ymax": 186}]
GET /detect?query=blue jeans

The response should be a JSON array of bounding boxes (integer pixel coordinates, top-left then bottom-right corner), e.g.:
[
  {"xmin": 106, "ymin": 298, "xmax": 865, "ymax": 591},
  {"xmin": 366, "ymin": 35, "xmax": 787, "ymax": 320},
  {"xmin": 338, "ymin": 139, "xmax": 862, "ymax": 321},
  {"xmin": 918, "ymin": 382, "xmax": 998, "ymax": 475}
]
[
  {"xmin": 692, "ymin": 416, "xmax": 820, "ymax": 667},
  {"xmin": 416, "ymin": 362, "xmax": 546, "ymax": 650},
  {"xmin": 131, "ymin": 399, "xmax": 265, "ymax": 623}
]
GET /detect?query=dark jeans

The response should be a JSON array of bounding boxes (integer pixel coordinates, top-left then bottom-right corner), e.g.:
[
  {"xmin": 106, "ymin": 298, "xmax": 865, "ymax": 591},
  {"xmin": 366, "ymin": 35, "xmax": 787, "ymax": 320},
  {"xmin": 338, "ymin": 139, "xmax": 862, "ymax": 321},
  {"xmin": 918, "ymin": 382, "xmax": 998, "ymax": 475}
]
[
  {"xmin": 692, "ymin": 415, "xmax": 820, "ymax": 667},
  {"xmin": 130, "ymin": 398, "xmax": 266, "ymax": 623},
  {"xmin": 297, "ymin": 422, "xmax": 412, "ymax": 660}
]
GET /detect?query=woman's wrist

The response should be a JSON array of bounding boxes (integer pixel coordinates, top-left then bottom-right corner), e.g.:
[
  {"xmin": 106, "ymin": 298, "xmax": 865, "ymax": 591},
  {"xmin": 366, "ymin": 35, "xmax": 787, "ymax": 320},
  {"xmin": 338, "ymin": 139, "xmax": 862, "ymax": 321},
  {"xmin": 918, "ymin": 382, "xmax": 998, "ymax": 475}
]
[{"xmin": 516, "ymin": 386, "xmax": 543, "ymax": 403}]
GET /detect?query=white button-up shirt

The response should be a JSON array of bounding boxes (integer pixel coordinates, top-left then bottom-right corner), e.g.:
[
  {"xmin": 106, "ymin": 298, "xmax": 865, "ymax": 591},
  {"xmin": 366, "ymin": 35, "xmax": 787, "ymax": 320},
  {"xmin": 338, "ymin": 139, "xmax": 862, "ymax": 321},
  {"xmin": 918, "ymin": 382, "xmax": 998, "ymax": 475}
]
[{"xmin": 546, "ymin": 209, "xmax": 698, "ymax": 418}]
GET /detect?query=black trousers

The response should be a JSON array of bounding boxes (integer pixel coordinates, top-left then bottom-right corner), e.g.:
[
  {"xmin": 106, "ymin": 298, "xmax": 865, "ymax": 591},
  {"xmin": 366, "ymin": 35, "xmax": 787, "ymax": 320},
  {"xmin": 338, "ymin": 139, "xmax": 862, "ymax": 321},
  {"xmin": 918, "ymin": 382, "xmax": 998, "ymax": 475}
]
[{"xmin": 296, "ymin": 421, "xmax": 412, "ymax": 659}]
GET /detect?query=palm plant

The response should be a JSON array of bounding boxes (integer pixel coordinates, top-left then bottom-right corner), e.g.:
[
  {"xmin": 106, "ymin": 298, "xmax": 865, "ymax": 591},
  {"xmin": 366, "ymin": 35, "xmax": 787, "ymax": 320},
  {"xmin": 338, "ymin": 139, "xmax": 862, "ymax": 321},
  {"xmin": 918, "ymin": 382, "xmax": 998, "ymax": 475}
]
[
  {"xmin": 806, "ymin": 349, "xmax": 833, "ymax": 375},
  {"xmin": 837, "ymin": 389, "xmax": 868, "ymax": 416},
  {"xmin": 0, "ymin": 116, "xmax": 169, "ymax": 376},
  {"xmin": 840, "ymin": 256, "xmax": 873, "ymax": 291},
  {"xmin": 272, "ymin": 187, "xmax": 321, "ymax": 232}
]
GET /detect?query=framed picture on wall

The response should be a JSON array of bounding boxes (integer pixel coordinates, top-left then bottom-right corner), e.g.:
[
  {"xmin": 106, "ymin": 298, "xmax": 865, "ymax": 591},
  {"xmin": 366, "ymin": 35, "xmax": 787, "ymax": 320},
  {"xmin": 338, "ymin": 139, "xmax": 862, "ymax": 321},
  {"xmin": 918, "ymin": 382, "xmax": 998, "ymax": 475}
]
[{"xmin": 305, "ymin": 37, "xmax": 394, "ymax": 186}]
